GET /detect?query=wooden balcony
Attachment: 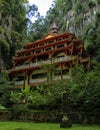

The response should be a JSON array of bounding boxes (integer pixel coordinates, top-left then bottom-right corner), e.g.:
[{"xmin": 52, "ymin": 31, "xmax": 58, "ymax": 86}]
[
  {"xmin": 30, "ymin": 78, "xmax": 47, "ymax": 84},
  {"xmin": 15, "ymin": 81, "xmax": 24, "ymax": 86},
  {"xmin": 80, "ymin": 57, "xmax": 90, "ymax": 62},
  {"xmin": 14, "ymin": 55, "xmax": 74, "ymax": 70},
  {"xmin": 15, "ymin": 74, "xmax": 71, "ymax": 87}
]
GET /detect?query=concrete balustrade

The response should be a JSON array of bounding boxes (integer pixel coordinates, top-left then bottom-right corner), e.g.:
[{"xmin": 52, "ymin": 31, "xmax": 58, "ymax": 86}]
[{"xmin": 15, "ymin": 55, "xmax": 73, "ymax": 70}]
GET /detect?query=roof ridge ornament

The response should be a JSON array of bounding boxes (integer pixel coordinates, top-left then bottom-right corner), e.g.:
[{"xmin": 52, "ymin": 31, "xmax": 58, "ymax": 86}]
[{"xmin": 50, "ymin": 22, "xmax": 58, "ymax": 34}]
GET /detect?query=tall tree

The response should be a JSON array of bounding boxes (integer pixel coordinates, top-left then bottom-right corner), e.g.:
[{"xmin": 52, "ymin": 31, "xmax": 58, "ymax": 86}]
[
  {"xmin": 0, "ymin": 0, "xmax": 28, "ymax": 69},
  {"xmin": 27, "ymin": 16, "xmax": 48, "ymax": 42}
]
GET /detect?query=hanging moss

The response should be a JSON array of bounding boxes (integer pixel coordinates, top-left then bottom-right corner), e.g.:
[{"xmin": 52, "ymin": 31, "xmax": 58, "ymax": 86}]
[
  {"xmin": 75, "ymin": 15, "xmax": 83, "ymax": 24},
  {"xmin": 0, "ymin": 39, "xmax": 10, "ymax": 50},
  {"xmin": 97, "ymin": 0, "xmax": 100, "ymax": 4},
  {"xmin": 84, "ymin": 23, "xmax": 94, "ymax": 36},
  {"xmin": 88, "ymin": 0, "xmax": 96, "ymax": 8},
  {"xmin": 95, "ymin": 12, "xmax": 100, "ymax": 26},
  {"xmin": 0, "ymin": 26, "xmax": 3, "ymax": 33},
  {"xmin": 74, "ymin": 0, "xmax": 84, "ymax": 13}
]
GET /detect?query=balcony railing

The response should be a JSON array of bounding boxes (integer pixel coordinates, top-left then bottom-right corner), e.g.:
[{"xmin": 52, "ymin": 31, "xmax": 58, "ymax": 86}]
[
  {"xmin": 15, "ymin": 75, "xmax": 71, "ymax": 86},
  {"xmin": 15, "ymin": 81, "xmax": 24, "ymax": 85},
  {"xmin": 30, "ymin": 78, "xmax": 47, "ymax": 83},
  {"xmin": 79, "ymin": 57, "xmax": 90, "ymax": 62},
  {"xmin": 15, "ymin": 64, "xmax": 29, "ymax": 69},
  {"xmin": 15, "ymin": 55, "xmax": 74, "ymax": 70}
]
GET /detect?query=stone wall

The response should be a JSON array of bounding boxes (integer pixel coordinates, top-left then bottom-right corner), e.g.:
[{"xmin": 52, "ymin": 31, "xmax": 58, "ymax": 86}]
[
  {"xmin": 0, "ymin": 110, "xmax": 99, "ymax": 124},
  {"xmin": 0, "ymin": 111, "xmax": 11, "ymax": 121}
]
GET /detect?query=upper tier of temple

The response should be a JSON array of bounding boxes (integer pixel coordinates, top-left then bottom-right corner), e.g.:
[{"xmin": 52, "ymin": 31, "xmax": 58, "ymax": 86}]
[{"xmin": 9, "ymin": 23, "xmax": 89, "ymax": 87}]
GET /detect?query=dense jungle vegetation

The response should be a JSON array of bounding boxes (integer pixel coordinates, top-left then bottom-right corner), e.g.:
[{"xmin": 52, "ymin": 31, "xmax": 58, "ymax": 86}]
[{"xmin": 0, "ymin": 0, "xmax": 100, "ymax": 117}]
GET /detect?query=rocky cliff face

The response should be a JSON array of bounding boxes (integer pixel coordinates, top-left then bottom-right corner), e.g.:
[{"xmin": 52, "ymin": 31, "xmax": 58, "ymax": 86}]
[
  {"xmin": 0, "ymin": 9, "xmax": 12, "ymax": 70},
  {"xmin": 0, "ymin": 0, "xmax": 14, "ymax": 70},
  {"xmin": 0, "ymin": 13, "xmax": 12, "ymax": 43},
  {"xmin": 66, "ymin": 0, "xmax": 100, "ymax": 36},
  {"xmin": 0, "ymin": 1, "xmax": 27, "ymax": 70}
]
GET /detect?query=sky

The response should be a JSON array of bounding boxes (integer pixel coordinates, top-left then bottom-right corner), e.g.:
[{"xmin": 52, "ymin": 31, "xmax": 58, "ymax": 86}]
[{"xmin": 28, "ymin": 0, "xmax": 53, "ymax": 17}]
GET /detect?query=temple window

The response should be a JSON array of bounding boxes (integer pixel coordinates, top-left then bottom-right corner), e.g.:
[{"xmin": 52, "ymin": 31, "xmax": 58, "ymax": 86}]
[
  {"xmin": 67, "ymin": 50, "xmax": 71, "ymax": 55},
  {"xmin": 25, "ymin": 52, "xmax": 31, "ymax": 56},
  {"xmin": 67, "ymin": 42, "xmax": 71, "ymax": 45},
  {"xmin": 47, "ymin": 40, "xmax": 55, "ymax": 44},
  {"xmin": 54, "ymin": 69, "xmax": 61, "ymax": 76},
  {"xmin": 45, "ymin": 47, "xmax": 52, "ymax": 52},
  {"xmin": 32, "ymin": 72, "xmax": 47, "ymax": 79},
  {"xmin": 38, "ymin": 54, "xmax": 48, "ymax": 61},
  {"xmin": 16, "ymin": 53, "xmax": 23, "ymax": 57},
  {"xmin": 24, "ymin": 60, "xmax": 30, "ymax": 65},
  {"xmin": 56, "ymin": 44, "xmax": 64, "ymax": 48},
  {"xmin": 16, "ymin": 76, "xmax": 25, "ymax": 81},
  {"xmin": 35, "ymin": 49, "xmax": 41, "ymax": 54},
  {"xmin": 62, "ymin": 69, "xmax": 69, "ymax": 75},
  {"xmin": 39, "ymin": 43, "xmax": 44, "ymax": 46},
  {"xmin": 56, "ymin": 55, "xmax": 65, "ymax": 58},
  {"xmin": 57, "ymin": 38, "xmax": 62, "ymax": 41},
  {"xmin": 32, "ymin": 45, "xmax": 36, "ymax": 48}
]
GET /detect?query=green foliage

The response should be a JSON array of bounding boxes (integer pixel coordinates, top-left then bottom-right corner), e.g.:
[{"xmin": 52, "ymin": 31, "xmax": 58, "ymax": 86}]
[
  {"xmin": 10, "ymin": 85, "xmax": 33, "ymax": 114},
  {"xmin": 11, "ymin": 91, "xmax": 23, "ymax": 103},
  {"xmin": 11, "ymin": 85, "xmax": 32, "ymax": 104},
  {"xmin": 74, "ymin": 0, "xmax": 84, "ymax": 13},
  {"xmin": 29, "ymin": 89, "xmax": 47, "ymax": 109},
  {"xmin": 85, "ymin": 29, "xmax": 100, "ymax": 61},
  {"xmin": 0, "ymin": 104, "xmax": 6, "ymax": 110},
  {"xmin": 83, "ymin": 17, "xmax": 100, "ymax": 61},
  {"xmin": 0, "ymin": 26, "xmax": 3, "ymax": 33},
  {"xmin": 97, "ymin": 0, "xmax": 100, "ymax": 4},
  {"xmin": 0, "ymin": 0, "xmax": 28, "ymax": 68},
  {"xmin": 10, "ymin": 62, "xmax": 100, "ymax": 113},
  {"xmin": 0, "ymin": 39, "xmax": 10, "ymax": 50},
  {"xmin": 0, "ymin": 39, "xmax": 10, "ymax": 68},
  {"xmin": 27, "ymin": 16, "xmax": 47, "ymax": 42},
  {"xmin": 28, "ymin": 83, "xmax": 64, "ymax": 110},
  {"xmin": 69, "ymin": 62, "xmax": 100, "ymax": 111},
  {"xmin": 0, "ymin": 71, "xmax": 13, "ymax": 108},
  {"xmin": 40, "ymin": 62, "xmax": 56, "ymax": 81},
  {"xmin": 88, "ymin": 0, "xmax": 96, "ymax": 8},
  {"xmin": 74, "ymin": 15, "xmax": 83, "ymax": 24}
]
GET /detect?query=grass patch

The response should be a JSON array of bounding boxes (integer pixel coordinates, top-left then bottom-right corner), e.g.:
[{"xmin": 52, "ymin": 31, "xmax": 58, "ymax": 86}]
[{"xmin": 0, "ymin": 122, "xmax": 100, "ymax": 130}]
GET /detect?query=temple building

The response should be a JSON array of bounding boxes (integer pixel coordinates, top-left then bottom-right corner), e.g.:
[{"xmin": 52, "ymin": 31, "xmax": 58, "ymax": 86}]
[{"xmin": 9, "ymin": 23, "xmax": 89, "ymax": 87}]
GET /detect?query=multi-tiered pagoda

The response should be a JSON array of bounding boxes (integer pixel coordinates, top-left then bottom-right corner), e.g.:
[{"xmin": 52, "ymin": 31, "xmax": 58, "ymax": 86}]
[{"xmin": 9, "ymin": 23, "xmax": 89, "ymax": 87}]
